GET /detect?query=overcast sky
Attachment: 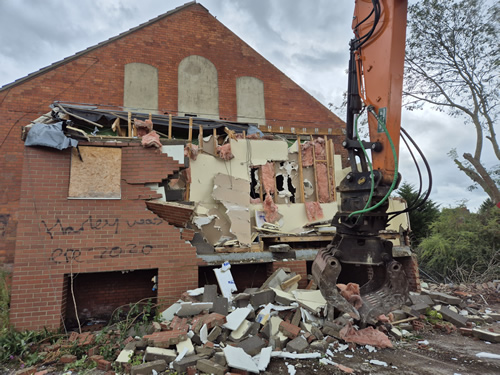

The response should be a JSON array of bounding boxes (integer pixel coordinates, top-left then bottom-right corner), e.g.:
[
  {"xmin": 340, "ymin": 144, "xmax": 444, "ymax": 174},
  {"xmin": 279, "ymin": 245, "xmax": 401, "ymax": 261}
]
[{"xmin": 0, "ymin": 0, "xmax": 494, "ymax": 211}]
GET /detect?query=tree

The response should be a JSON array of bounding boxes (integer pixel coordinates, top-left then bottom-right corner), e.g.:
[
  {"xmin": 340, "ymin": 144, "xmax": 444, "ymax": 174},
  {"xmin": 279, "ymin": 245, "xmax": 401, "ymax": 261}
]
[
  {"xmin": 404, "ymin": 0, "xmax": 500, "ymax": 203},
  {"xmin": 396, "ymin": 182, "xmax": 440, "ymax": 246},
  {"xmin": 418, "ymin": 205, "xmax": 500, "ymax": 283}
]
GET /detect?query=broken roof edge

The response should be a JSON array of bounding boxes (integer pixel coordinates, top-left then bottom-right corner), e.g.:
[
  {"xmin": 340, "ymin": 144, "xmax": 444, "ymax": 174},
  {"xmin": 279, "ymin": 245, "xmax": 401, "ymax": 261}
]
[{"xmin": 0, "ymin": 1, "xmax": 204, "ymax": 92}]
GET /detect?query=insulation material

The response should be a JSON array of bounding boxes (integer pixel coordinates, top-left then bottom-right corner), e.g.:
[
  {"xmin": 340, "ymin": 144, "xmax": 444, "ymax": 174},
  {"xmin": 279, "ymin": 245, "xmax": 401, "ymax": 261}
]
[
  {"xmin": 264, "ymin": 195, "xmax": 280, "ymax": 223},
  {"xmin": 304, "ymin": 202, "xmax": 324, "ymax": 222},
  {"xmin": 231, "ymin": 139, "xmax": 288, "ymax": 166},
  {"xmin": 216, "ymin": 143, "xmax": 234, "ymax": 160},
  {"xmin": 314, "ymin": 137, "xmax": 326, "ymax": 160},
  {"xmin": 301, "ymin": 142, "xmax": 314, "ymax": 167},
  {"xmin": 212, "ymin": 174, "xmax": 252, "ymax": 246},
  {"xmin": 337, "ymin": 283, "xmax": 363, "ymax": 309},
  {"xmin": 134, "ymin": 118, "xmax": 153, "ymax": 134},
  {"xmin": 141, "ymin": 131, "xmax": 161, "ymax": 148},
  {"xmin": 261, "ymin": 162, "xmax": 276, "ymax": 195},
  {"xmin": 316, "ymin": 162, "xmax": 330, "ymax": 203},
  {"xmin": 68, "ymin": 147, "xmax": 121, "ymax": 199},
  {"xmin": 339, "ymin": 321, "xmax": 393, "ymax": 348},
  {"xmin": 250, "ymin": 198, "xmax": 261, "ymax": 204},
  {"xmin": 184, "ymin": 143, "xmax": 199, "ymax": 160}
]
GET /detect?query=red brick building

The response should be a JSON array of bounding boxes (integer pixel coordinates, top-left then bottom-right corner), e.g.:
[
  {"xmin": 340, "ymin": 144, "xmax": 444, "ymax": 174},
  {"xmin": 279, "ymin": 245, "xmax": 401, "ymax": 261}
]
[{"xmin": 0, "ymin": 2, "xmax": 348, "ymax": 330}]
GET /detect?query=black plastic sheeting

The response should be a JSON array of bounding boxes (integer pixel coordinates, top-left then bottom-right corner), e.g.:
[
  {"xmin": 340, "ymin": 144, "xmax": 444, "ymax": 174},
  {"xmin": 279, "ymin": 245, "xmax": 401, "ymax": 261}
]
[{"xmin": 51, "ymin": 102, "xmax": 264, "ymax": 138}]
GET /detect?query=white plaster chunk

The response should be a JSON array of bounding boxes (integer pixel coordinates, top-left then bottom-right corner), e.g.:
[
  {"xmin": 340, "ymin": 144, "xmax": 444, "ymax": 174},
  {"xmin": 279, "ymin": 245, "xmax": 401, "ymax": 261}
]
[
  {"xmin": 116, "ymin": 349, "xmax": 134, "ymax": 364},
  {"xmin": 186, "ymin": 287, "xmax": 204, "ymax": 296},
  {"xmin": 230, "ymin": 319, "xmax": 252, "ymax": 340},
  {"xmin": 269, "ymin": 316, "xmax": 284, "ymax": 336},
  {"xmin": 271, "ymin": 287, "xmax": 296, "ymax": 304},
  {"xmin": 223, "ymin": 307, "xmax": 252, "ymax": 331},
  {"xmin": 270, "ymin": 352, "xmax": 322, "ymax": 359},
  {"xmin": 293, "ymin": 290, "xmax": 327, "ymax": 313},
  {"xmin": 161, "ymin": 302, "xmax": 182, "ymax": 322},
  {"xmin": 200, "ymin": 323, "xmax": 208, "ymax": 344},
  {"xmin": 176, "ymin": 338, "xmax": 195, "ymax": 356},
  {"xmin": 174, "ymin": 347, "xmax": 188, "ymax": 362},
  {"xmin": 257, "ymin": 346, "xmax": 273, "ymax": 371},
  {"xmin": 193, "ymin": 215, "xmax": 217, "ymax": 228},
  {"xmin": 223, "ymin": 345, "xmax": 260, "ymax": 374},
  {"xmin": 176, "ymin": 302, "xmax": 213, "ymax": 317}
]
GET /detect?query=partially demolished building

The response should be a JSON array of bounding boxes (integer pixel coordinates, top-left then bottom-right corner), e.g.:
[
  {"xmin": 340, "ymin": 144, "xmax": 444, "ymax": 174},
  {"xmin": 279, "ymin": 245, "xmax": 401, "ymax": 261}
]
[{"xmin": 0, "ymin": 2, "xmax": 418, "ymax": 330}]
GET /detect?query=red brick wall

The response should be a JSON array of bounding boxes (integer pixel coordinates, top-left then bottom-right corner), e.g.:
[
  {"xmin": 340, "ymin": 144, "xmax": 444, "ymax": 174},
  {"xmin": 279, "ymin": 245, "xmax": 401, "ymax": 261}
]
[
  {"xmin": 9, "ymin": 144, "xmax": 198, "ymax": 330},
  {"xmin": 0, "ymin": 3, "xmax": 345, "ymax": 266},
  {"xmin": 400, "ymin": 254, "xmax": 421, "ymax": 293}
]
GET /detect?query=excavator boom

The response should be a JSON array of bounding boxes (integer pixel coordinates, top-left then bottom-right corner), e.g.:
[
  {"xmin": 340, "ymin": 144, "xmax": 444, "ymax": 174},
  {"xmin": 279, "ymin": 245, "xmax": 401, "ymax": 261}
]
[{"xmin": 312, "ymin": 0, "xmax": 409, "ymax": 325}]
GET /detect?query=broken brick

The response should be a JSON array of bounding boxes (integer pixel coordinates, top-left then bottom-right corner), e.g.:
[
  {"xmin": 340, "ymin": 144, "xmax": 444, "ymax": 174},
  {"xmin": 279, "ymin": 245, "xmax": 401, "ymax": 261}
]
[
  {"xmin": 97, "ymin": 359, "xmax": 112, "ymax": 371},
  {"xmin": 60, "ymin": 354, "xmax": 77, "ymax": 364},
  {"xmin": 279, "ymin": 321, "xmax": 301, "ymax": 339},
  {"xmin": 143, "ymin": 330, "xmax": 188, "ymax": 347}
]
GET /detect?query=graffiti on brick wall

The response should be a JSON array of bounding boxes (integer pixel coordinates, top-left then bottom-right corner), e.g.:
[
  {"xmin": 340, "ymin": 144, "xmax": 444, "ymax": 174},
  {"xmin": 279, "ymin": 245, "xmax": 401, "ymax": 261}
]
[
  {"xmin": 49, "ymin": 244, "xmax": 154, "ymax": 264},
  {"xmin": 41, "ymin": 216, "xmax": 163, "ymax": 239},
  {"xmin": 0, "ymin": 214, "xmax": 9, "ymax": 237}
]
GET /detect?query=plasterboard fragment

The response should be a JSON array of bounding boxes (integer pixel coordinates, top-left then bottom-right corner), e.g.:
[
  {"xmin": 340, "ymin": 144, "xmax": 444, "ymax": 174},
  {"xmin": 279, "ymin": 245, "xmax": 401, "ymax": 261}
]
[
  {"xmin": 223, "ymin": 307, "xmax": 252, "ymax": 331},
  {"xmin": 231, "ymin": 139, "xmax": 288, "ymax": 166},
  {"xmin": 193, "ymin": 215, "xmax": 217, "ymax": 229},
  {"xmin": 212, "ymin": 173, "xmax": 252, "ymax": 246},
  {"xmin": 257, "ymin": 346, "xmax": 273, "ymax": 371},
  {"xmin": 161, "ymin": 145, "xmax": 184, "ymax": 163},
  {"xmin": 223, "ymin": 345, "xmax": 259, "ymax": 374},
  {"xmin": 214, "ymin": 264, "xmax": 237, "ymax": 299}
]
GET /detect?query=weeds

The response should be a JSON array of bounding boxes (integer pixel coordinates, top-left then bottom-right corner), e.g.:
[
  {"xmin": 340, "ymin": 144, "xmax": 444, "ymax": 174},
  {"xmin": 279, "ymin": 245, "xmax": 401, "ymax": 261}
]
[{"xmin": 0, "ymin": 268, "xmax": 10, "ymax": 331}]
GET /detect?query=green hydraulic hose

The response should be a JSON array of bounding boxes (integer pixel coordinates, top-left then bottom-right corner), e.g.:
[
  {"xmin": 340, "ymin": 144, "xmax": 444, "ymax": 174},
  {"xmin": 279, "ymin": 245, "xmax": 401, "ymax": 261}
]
[{"xmin": 348, "ymin": 108, "xmax": 399, "ymax": 218}]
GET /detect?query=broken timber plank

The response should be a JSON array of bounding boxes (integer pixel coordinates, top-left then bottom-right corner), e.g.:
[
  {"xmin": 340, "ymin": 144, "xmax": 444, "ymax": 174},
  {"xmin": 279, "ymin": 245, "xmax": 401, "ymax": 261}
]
[
  {"xmin": 168, "ymin": 114, "xmax": 172, "ymax": 139},
  {"xmin": 188, "ymin": 117, "xmax": 193, "ymax": 142},
  {"xmin": 128, "ymin": 112, "xmax": 132, "ymax": 137},
  {"xmin": 281, "ymin": 275, "xmax": 302, "ymax": 290},
  {"xmin": 310, "ymin": 136, "xmax": 319, "ymax": 202},
  {"xmin": 297, "ymin": 135, "xmax": 306, "ymax": 203}
]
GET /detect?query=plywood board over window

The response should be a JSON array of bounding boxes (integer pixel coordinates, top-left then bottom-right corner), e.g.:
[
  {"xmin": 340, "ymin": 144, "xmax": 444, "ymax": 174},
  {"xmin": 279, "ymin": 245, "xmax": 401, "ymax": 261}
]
[{"xmin": 68, "ymin": 147, "xmax": 121, "ymax": 199}]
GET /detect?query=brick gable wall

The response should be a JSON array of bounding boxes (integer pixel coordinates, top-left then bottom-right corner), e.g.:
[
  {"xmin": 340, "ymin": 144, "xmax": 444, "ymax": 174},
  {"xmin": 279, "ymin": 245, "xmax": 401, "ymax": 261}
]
[{"xmin": 0, "ymin": 3, "xmax": 345, "ymax": 266}]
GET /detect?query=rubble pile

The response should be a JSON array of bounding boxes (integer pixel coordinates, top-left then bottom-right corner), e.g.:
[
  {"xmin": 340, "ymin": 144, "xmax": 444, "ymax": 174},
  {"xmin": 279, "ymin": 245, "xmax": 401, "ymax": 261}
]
[{"xmin": 8, "ymin": 273, "xmax": 500, "ymax": 375}]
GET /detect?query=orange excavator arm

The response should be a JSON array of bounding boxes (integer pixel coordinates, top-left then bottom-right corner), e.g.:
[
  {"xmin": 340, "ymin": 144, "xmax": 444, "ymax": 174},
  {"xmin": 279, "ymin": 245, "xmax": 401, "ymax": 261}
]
[
  {"xmin": 352, "ymin": 0, "xmax": 407, "ymax": 183},
  {"xmin": 312, "ymin": 0, "xmax": 409, "ymax": 325}
]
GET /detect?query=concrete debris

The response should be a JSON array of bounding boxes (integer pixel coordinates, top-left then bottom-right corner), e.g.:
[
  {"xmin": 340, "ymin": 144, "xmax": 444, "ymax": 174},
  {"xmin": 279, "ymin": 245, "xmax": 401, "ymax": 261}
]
[{"xmin": 19, "ymin": 268, "xmax": 500, "ymax": 375}]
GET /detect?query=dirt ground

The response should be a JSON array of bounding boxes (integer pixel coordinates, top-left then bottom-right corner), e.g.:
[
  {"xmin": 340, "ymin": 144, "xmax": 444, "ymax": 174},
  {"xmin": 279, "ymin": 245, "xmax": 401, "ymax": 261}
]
[{"xmin": 266, "ymin": 329, "xmax": 500, "ymax": 375}]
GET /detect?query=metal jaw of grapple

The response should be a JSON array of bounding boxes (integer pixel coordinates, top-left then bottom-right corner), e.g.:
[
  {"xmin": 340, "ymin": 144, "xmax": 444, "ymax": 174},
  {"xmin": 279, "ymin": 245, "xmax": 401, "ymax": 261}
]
[{"xmin": 312, "ymin": 242, "xmax": 409, "ymax": 326}]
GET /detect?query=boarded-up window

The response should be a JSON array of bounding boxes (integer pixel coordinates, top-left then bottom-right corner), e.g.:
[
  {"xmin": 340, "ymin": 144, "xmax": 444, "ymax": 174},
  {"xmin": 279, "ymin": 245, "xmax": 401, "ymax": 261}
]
[
  {"xmin": 236, "ymin": 76, "xmax": 265, "ymax": 125},
  {"xmin": 68, "ymin": 147, "xmax": 121, "ymax": 199},
  {"xmin": 178, "ymin": 55, "xmax": 219, "ymax": 119},
  {"xmin": 124, "ymin": 63, "xmax": 159, "ymax": 113}
]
